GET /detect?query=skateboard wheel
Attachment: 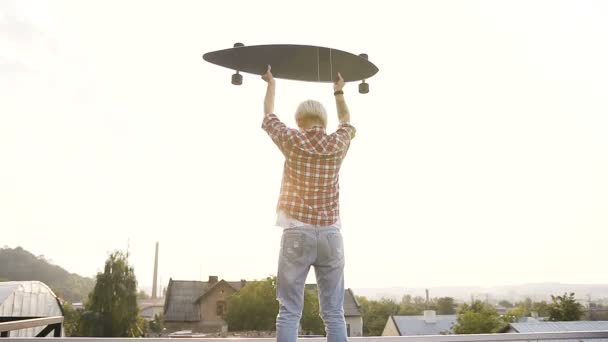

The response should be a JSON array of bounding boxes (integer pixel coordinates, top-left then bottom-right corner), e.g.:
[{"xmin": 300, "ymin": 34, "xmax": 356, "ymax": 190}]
[
  {"xmin": 359, "ymin": 53, "xmax": 368, "ymax": 60},
  {"xmin": 359, "ymin": 81, "xmax": 369, "ymax": 94},
  {"xmin": 234, "ymin": 42, "xmax": 244, "ymax": 48},
  {"xmin": 232, "ymin": 72, "xmax": 243, "ymax": 85}
]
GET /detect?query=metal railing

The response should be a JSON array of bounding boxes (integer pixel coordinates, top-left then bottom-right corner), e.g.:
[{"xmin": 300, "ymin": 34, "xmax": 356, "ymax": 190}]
[
  {"xmin": 0, "ymin": 316, "xmax": 63, "ymax": 338},
  {"xmin": 2, "ymin": 330, "xmax": 608, "ymax": 342}
]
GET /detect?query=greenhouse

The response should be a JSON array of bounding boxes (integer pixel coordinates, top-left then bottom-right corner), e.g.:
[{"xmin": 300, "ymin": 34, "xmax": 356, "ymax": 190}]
[{"xmin": 0, "ymin": 281, "xmax": 63, "ymax": 337}]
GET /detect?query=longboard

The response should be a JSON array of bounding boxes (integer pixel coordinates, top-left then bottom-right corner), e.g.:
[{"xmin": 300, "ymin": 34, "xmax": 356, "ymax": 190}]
[{"xmin": 203, "ymin": 43, "xmax": 379, "ymax": 93}]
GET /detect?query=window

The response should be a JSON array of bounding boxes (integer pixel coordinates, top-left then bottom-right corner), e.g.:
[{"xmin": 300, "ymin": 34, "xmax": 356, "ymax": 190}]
[{"xmin": 216, "ymin": 300, "xmax": 225, "ymax": 316}]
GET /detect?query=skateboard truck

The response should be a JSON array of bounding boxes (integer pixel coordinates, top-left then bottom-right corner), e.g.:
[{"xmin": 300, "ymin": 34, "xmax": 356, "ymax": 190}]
[
  {"xmin": 231, "ymin": 42, "xmax": 245, "ymax": 85},
  {"xmin": 358, "ymin": 53, "xmax": 370, "ymax": 94}
]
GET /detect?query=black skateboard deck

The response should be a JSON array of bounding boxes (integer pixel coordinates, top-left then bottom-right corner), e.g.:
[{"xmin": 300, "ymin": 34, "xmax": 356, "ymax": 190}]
[{"xmin": 203, "ymin": 44, "xmax": 379, "ymax": 83}]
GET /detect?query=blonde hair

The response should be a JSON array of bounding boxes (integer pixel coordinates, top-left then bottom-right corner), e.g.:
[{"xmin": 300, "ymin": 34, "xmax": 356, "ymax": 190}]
[{"xmin": 295, "ymin": 100, "xmax": 327, "ymax": 129}]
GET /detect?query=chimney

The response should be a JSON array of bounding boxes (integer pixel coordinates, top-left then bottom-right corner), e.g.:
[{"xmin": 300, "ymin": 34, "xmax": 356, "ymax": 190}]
[
  {"xmin": 208, "ymin": 275, "xmax": 218, "ymax": 285},
  {"xmin": 152, "ymin": 242, "xmax": 159, "ymax": 299},
  {"xmin": 423, "ymin": 310, "xmax": 437, "ymax": 324},
  {"xmin": 240, "ymin": 279, "xmax": 247, "ymax": 288},
  {"xmin": 425, "ymin": 289, "xmax": 429, "ymax": 305}
]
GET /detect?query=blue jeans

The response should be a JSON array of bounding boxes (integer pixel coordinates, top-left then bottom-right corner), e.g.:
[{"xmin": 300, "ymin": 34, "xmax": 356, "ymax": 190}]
[{"xmin": 276, "ymin": 226, "xmax": 347, "ymax": 342}]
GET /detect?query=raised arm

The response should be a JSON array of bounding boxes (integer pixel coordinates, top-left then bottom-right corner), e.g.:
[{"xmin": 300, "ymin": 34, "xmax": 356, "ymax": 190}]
[
  {"xmin": 262, "ymin": 65, "xmax": 275, "ymax": 115},
  {"xmin": 261, "ymin": 65, "xmax": 299, "ymax": 151},
  {"xmin": 333, "ymin": 73, "xmax": 350, "ymax": 123}
]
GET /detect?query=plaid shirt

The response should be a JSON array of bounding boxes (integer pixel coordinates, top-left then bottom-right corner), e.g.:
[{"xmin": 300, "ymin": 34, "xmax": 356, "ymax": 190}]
[{"xmin": 262, "ymin": 113, "xmax": 356, "ymax": 226}]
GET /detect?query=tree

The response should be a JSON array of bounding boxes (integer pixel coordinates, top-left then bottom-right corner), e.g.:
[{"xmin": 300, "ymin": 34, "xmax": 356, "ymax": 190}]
[
  {"xmin": 398, "ymin": 295, "xmax": 421, "ymax": 315},
  {"xmin": 301, "ymin": 288, "xmax": 324, "ymax": 335},
  {"xmin": 357, "ymin": 296, "xmax": 400, "ymax": 336},
  {"xmin": 531, "ymin": 301, "xmax": 550, "ymax": 317},
  {"xmin": 79, "ymin": 251, "xmax": 143, "ymax": 337},
  {"xmin": 398, "ymin": 294, "xmax": 426, "ymax": 315},
  {"xmin": 452, "ymin": 300, "xmax": 508, "ymax": 334},
  {"xmin": 505, "ymin": 305, "xmax": 527, "ymax": 321},
  {"xmin": 436, "ymin": 297, "xmax": 457, "ymax": 314},
  {"xmin": 62, "ymin": 302, "xmax": 83, "ymax": 336},
  {"xmin": 148, "ymin": 313, "xmax": 164, "ymax": 334},
  {"xmin": 225, "ymin": 278, "xmax": 326, "ymax": 333},
  {"xmin": 498, "ymin": 300, "xmax": 514, "ymax": 308},
  {"xmin": 506, "ymin": 298, "xmax": 551, "ymax": 320},
  {"xmin": 137, "ymin": 290, "xmax": 150, "ymax": 300},
  {"xmin": 547, "ymin": 293, "xmax": 583, "ymax": 321},
  {"xmin": 225, "ymin": 277, "xmax": 278, "ymax": 331}
]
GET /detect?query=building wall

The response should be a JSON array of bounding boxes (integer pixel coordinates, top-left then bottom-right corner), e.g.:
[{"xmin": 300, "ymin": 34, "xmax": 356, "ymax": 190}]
[
  {"xmin": 346, "ymin": 316, "xmax": 363, "ymax": 337},
  {"xmin": 199, "ymin": 282, "xmax": 237, "ymax": 330},
  {"xmin": 382, "ymin": 316, "xmax": 400, "ymax": 336}
]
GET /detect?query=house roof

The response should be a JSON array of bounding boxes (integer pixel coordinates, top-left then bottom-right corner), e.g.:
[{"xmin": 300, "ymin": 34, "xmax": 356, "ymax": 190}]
[
  {"xmin": 195, "ymin": 279, "xmax": 237, "ymax": 303},
  {"xmin": 510, "ymin": 321, "xmax": 608, "ymax": 333},
  {"xmin": 137, "ymin": 297, "xmax": 165, "ymax": 310},
  {"xmin": 164, "ymin": 279, "xmax": 245, "ymax": 322},
  {"xmin": 164, "ymin": 280, "xmax": 206, "ymax": 322},
  {"xmin": 391, "ymin": 314, "xmax": 457, "ymax": 335},
  {"xmin": 344, "ymin": 288, "xmax": 362, "ymax": 317},
  {"xmin": 304, "ymin": 285, "xmax": 361, "ymax": 317}
]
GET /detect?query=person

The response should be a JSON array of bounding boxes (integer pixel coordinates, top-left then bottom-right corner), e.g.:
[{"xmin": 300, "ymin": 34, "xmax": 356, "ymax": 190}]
[{"xmin": 261, "ymin": 65, "xmax": 356, "ymax": 342}]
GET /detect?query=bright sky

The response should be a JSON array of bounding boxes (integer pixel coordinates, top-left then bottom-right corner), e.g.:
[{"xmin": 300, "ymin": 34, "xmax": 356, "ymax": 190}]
[{"xmin": 2, "ymin": 0, "xmax": 607, "ymax": 292}]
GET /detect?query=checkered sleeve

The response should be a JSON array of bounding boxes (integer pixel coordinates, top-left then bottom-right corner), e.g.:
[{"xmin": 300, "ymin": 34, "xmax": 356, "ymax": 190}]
[
  {"xmin": 331, "ymin": 122, "xmax": 356, "ymax": 149},
  {"xmin": 261, "ymin": 113, "xmax": 298, "ymax": 151}
]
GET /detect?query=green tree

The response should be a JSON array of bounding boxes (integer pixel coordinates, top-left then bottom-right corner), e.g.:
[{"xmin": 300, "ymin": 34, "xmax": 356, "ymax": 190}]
[
  {"xmin": 397, "ymin": 294, "xmax": 427, "ymax": 315},
  {"xmin": 547, "ymin": 293, "xmax": 584, "ymax": 321},
  {"xmin": 453, "ymin": 300, "xmax": 508, "ymax": 334},
  {"xmin": 357, "ymin": 296, "xmax": 400, "ymax": 336},
  {"xmin": 62, "ymin": 302, "xmax": 82, "ymax": 336},
  {"xmin": 398, "ymin": 295, "xmax": 421, "ymax": 315},
  {"xmin": 225, "ymin": 278, "xmax": 326, "ymax": 333},
  {"xmin": 301, "ymin": 288, "xmax": 324, "ymax": 335},
  {"xmin": 137, "ymin": 290, "xmax": 150, "ymax": 299},
  {"xmin": 225, "ymin": 277, "xmax": 278, "ymax": 331},
  {"xmin": 436, "ymin": 297, "xmax": 457, "ymax": 314},
  {"xmin": 498, "ymin": 300, "xmax": 514, "ymax": 308},
  {"xmin": 531, "ymin": 301, "xmax": 550, "ymax": 317},
  {"xmin": 79, "ymin": 251, "xmax": 143, "ymax": 337},
  {"xmin": 148, "ymin": 313, "xmax": 164, "ymax": 334},
  {"xmin": 506, "ymin": 304, "xmax": 527, "ymax": 321}
]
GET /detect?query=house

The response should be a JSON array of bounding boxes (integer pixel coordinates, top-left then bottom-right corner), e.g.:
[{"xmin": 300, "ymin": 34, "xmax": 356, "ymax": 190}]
[
  {"xmin": 304, "ymin": 285, "xmax": 363, "ymax": 337},
  {"xmin": 164, "ymin": 276, "xmax": 245, "ymax": 333},
  {"xmin": 343, "ymin": 288, "xmax": 363, "ymax": 337},
  {"xmin": 0, "ymin": 281, "xmax": 64, "ymax": 337},
  {"xmin": 163, "ymin": 276, "xmax": 363, "ymax": 335},
  {"xmin": 505, "ymin": 320, "xmax": 608, "ymax": 341},
  {"xmin": 382, "ymin": 311, "xmax": 457, "ymax": 336}
]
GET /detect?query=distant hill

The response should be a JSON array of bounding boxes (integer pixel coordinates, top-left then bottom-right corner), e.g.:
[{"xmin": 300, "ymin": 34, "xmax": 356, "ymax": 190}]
[
  {"xmin": 354, "ymin": 283, "xmax": 608, "ymax": 303},
  {"xmin": 0, "ymin": 246, "xmax": 95, "ymax": 303}
]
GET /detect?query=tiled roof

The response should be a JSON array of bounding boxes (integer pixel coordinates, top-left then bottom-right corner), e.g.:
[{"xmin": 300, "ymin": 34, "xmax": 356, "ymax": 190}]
[{"xmin": 391, "ymin": 314, "xmax": 457, "ymax": 335}]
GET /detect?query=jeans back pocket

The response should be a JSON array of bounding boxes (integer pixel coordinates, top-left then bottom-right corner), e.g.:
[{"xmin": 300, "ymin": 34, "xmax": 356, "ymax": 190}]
[{"xmin": 282, "ymin": 232, "xmax": 305, "ymax": 262}]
